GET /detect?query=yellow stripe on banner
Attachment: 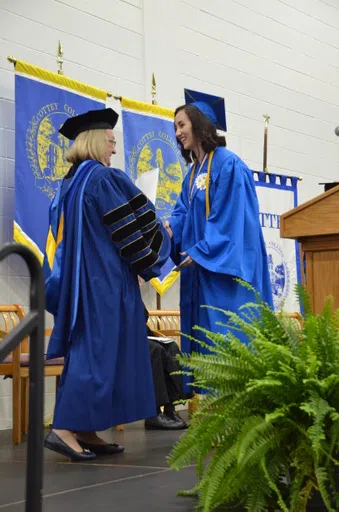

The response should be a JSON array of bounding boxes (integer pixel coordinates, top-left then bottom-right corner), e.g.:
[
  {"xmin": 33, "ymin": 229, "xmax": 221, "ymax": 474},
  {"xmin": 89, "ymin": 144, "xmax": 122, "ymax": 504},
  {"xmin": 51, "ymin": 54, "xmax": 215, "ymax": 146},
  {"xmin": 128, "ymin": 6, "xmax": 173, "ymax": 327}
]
[
  {"xmin": 151, "ymin": 270, "xmax": 180, "ymax": 296},
  {"xmin": 15, "ymin": 60, "xmax": 107, "ymax": 101},
  {"xmin": 121, "ymin": 97, "xmax": 174, "ymax": 120},
  {"xmin": 13, "ymin": 223, "xmax": 44, "ymax": 265}
]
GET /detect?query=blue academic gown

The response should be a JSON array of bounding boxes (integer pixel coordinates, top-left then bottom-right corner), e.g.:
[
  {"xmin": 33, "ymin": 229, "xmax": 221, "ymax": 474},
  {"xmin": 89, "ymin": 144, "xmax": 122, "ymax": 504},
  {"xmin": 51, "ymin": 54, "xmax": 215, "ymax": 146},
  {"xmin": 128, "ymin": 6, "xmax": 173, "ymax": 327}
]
[
  {"xmin": 45, "ymin": 161, "xmax": 170, "ymax": 431},
  {"xmin": 169, "ymin": 147, "xmax": 273, "ymax": 384}
]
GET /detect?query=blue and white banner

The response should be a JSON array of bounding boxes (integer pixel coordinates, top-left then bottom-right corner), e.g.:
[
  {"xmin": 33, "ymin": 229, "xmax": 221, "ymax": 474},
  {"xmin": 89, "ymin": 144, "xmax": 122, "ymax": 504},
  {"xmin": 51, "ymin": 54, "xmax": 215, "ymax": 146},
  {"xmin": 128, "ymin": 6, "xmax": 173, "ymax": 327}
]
[
  {"xmin": 254, "ymin": 172, "xmax": 301, "ymax": 312},
  {"xmin": 14, "ymin": 60, "xmax": 107, "ymax": 263}
]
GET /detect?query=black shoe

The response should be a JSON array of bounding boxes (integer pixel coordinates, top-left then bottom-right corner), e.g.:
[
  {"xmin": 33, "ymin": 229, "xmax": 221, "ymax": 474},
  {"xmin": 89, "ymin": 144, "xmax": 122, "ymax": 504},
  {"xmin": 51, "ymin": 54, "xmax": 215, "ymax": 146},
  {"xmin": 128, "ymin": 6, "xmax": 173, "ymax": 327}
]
[
  {"xmin": 44, "ymin": 431, "xmax": 97, "ymax": 462},
  {"xmin": 77, "ymin": 440, "xmax": 125, "ymax": 455},
  {"xmin": 145, "ymin": 413, "xmax": 185, "ymax": 430},
  {"xmin": 167, "ymin": 411, "xmax": 188, "ymax": 429}
]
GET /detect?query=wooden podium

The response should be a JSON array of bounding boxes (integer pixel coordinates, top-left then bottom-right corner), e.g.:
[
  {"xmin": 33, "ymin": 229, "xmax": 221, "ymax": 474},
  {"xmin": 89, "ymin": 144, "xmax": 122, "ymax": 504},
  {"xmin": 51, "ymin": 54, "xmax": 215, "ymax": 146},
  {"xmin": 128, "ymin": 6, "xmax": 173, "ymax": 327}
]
[{"xmin": 280, "ymin": 185, "xmax": 339, "ymax": 313}]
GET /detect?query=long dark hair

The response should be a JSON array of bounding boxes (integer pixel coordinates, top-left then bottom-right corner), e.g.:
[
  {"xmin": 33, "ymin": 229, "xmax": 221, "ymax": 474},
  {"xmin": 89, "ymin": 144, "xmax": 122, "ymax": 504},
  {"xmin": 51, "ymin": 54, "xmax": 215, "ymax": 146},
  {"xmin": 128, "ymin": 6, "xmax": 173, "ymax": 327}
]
[{"xmin": 175, "ymin": 104, "xmax": 226, "ymax": 164}]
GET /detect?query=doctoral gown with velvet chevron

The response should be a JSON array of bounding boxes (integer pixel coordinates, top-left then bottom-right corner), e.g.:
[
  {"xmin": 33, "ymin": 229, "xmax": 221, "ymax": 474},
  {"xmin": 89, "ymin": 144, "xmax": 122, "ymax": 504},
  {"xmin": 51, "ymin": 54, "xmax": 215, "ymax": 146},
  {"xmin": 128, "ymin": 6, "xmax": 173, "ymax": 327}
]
[
  {"xmin": 45, "ymin": 160, "xmax": 170, "ymax": 431},
  {"xmin": 169, "ymin": 147, "xmax": 273, "ymax": 390}
]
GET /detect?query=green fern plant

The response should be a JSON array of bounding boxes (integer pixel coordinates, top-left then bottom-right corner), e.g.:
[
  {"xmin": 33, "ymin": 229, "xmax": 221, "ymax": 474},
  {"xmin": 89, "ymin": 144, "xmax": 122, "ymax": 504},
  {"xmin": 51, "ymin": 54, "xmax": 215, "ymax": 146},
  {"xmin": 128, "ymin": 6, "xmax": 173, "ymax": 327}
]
[{"xmin": 168, "ymin": 284, "xmax": 339, "ymax": 511}]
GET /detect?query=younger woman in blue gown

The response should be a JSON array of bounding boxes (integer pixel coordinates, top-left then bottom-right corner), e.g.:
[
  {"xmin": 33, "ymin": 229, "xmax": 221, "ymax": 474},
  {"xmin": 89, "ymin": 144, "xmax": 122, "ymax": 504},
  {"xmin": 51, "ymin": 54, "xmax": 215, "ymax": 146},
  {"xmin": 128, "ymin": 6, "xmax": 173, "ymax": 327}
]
[{"xmin": 164, "ymin": 90, "xmax": 273, "ymax": 393}]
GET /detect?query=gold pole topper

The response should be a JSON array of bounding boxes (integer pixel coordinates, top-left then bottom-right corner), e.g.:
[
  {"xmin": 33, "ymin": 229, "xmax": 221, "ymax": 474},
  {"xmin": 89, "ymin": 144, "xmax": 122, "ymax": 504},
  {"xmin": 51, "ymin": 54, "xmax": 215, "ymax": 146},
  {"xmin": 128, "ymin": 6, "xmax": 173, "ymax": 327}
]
[
  {"xmin": 263, "ymin": 113, "xmax": 270, "ymax": 173},
  {"xmin": 7, "ymin": 56, "xmax": 17, "ymax": 66},
  {"xmin": 57, "ymin": 40, "xmax": 64, "ymax": 75}
]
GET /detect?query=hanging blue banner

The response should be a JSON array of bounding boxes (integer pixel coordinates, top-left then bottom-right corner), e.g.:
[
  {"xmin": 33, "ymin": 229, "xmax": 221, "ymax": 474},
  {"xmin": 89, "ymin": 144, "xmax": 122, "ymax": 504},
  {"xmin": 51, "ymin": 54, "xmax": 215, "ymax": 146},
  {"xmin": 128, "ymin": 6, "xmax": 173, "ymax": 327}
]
[
  {"xmin": 122, "ymin": 97, "xmax": 186, "ymax": 295},
  {"xmin": 14, "ymin": 60, "xmax": 106, "ymax": 262}
]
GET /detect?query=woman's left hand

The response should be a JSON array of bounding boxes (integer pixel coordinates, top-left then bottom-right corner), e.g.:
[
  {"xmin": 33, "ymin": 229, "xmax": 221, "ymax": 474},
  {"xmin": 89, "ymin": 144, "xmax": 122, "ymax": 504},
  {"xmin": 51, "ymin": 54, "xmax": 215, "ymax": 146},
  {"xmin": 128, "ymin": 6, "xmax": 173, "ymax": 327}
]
[{"xmin": 180, "ymin": 252, "xmax": 195, "ymax": 268}]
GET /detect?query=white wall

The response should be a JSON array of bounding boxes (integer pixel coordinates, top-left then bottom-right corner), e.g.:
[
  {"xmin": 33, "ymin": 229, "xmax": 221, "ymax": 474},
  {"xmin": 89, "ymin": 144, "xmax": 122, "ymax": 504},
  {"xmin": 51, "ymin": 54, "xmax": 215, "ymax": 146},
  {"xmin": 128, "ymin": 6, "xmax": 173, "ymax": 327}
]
[
  {"xmin": 1, "ymin": 0, "xmax": 339, "ymax": 429},
  {"xmin": 180, "ymin": 0, "xmax": 339, "ymax": 199}
]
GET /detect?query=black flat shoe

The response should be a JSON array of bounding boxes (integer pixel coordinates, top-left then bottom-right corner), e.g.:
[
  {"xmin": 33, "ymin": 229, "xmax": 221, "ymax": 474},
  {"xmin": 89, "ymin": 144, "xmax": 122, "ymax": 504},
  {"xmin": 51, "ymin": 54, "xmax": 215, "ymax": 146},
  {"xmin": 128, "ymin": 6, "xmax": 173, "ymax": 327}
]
[
  {"xmin": 44, "ymin": 431, "xmax": 96, "ymax": 461},
  {"xmin": 145, "ymin": 413, "xmax": 185, "ymax": 430},
  {"xmin": 77, "ymin": 440, "xmax": 125, "ymax": 455}
]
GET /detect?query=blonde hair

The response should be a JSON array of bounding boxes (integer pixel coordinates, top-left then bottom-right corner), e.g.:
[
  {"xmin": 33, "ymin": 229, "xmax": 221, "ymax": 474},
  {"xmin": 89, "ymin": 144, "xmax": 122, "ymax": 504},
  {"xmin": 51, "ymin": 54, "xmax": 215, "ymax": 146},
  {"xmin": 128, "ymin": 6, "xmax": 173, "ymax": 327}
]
[{"xmin": 66, "ymin": 129, "xmax": 108, "ymax": 165}]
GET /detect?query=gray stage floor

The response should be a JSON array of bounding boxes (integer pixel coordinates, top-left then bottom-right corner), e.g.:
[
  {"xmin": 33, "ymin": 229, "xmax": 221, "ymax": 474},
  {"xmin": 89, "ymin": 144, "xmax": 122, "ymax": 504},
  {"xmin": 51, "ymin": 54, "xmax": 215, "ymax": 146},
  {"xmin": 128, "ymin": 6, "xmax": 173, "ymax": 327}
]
[
  {"xmin": 0, "ymin": 416, "xmax": 325, "ymax": 511},
  {"xmin": 0, "ymin": 416, "xmax": 200, "ymax": 511}
]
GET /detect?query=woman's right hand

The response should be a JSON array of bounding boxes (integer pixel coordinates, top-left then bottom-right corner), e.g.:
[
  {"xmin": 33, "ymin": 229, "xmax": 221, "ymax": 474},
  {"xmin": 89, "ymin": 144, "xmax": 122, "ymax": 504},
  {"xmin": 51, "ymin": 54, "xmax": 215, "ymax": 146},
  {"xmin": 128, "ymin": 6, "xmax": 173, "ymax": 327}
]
[{"xmin": 163, "ymin": 221, "xmax": 173, "ymax": 239}]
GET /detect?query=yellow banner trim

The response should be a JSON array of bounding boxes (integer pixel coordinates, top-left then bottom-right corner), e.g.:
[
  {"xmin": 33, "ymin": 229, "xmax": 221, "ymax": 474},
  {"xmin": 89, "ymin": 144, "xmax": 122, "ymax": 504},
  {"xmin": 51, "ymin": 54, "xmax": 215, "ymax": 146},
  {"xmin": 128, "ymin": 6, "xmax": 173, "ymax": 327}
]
[
  {"xmin": 121, "ymin": 97, "xmax": 174, "ymax": 120},
  {"xmin": 15, "ymin": 60, "xmax": 107, "ymax": 101},
  {"xmin": 150, "ymin": 269, "xmax": 180, "ymax": 296},
  {"xmin": 13, "ymin": 223, "xmax": 44, "ymax": 265}
]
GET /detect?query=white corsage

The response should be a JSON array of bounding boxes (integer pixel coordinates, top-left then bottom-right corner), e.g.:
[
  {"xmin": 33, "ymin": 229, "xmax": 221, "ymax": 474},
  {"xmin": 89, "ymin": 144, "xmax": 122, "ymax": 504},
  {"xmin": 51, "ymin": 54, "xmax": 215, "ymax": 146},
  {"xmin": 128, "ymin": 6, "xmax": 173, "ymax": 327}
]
[{"xmin": 195, "ymin": 172, "xmax": 208, "ymax": 191}]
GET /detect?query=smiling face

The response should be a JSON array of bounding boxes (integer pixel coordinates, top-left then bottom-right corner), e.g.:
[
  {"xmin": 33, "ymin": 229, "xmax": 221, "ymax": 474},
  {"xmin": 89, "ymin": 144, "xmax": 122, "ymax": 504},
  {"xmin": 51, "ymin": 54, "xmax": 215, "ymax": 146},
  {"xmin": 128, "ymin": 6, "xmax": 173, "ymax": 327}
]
[{"xmin": 174, "ymin": 109, "xmax": 197, "ymax": 151}]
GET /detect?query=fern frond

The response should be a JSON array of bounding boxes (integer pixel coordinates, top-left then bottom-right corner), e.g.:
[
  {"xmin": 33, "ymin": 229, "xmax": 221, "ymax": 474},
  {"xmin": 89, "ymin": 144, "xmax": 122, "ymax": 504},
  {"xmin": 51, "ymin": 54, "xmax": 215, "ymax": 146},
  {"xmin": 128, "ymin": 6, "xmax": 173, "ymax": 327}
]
[
  {"xmin": 236, "ymin": 416, "xmax": 279, "ymax": 470},
  {"xmin": 290, "ymin": 477, "xmax": 314, "ymax": 512},
  {"xmin": 296, "ymin": 283, "xmax": 312, "ymax": 316},
  {"xmin": 261, "ymin": 457, "xmax": 289, "ymax": 512},
  {"xmin": 315, "ymin": 466, "xmax": 335, "ymax": 511}
]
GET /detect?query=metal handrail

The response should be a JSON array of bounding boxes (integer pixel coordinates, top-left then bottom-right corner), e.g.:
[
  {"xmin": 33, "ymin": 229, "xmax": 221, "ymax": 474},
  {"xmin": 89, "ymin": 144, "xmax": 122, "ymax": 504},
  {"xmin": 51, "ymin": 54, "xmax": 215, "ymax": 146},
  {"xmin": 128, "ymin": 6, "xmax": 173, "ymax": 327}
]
[{"xmin": 0, "ymin": 243, "xmax": 45, "ymax": 512}]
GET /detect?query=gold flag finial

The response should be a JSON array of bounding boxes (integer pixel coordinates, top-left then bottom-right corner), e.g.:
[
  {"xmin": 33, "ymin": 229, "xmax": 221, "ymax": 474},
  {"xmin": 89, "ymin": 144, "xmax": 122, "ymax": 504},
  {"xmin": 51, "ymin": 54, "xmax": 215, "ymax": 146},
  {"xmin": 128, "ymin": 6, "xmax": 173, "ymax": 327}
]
[
  {"xmin": 7, "ymin": 56, "xmax": 17, "ymax": 66},
  {"xmin": 263, "ymin": 113, "xmax": 270, "ymax": 126},
  {"xmin": 151, "ymin": 73, "xmax": 157, "ymax": 105},
  {"xmin": 263, "ymin": 113, "xmax": 270, "ymax": 173},
  {"xmin": 57, "ymin": 40, "xmax": 64, "ymax": 75}
]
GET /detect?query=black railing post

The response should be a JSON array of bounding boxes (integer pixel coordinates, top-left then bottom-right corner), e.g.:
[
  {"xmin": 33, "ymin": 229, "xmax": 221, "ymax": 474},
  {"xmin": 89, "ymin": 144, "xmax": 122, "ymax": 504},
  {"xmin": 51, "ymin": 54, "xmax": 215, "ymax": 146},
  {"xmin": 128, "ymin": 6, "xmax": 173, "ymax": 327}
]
[{"xmin": 0, "ymin": 243, "xmax": 45, "ymax": 512}]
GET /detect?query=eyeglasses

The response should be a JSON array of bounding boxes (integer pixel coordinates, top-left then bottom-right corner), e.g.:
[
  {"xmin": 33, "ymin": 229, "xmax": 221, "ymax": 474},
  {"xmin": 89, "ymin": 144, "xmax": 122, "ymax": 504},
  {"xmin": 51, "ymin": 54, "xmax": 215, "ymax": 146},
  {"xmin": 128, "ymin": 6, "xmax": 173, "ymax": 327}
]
[{"xmin": 108, "ymin": 139, "xmax": 117, "ymax": 149}]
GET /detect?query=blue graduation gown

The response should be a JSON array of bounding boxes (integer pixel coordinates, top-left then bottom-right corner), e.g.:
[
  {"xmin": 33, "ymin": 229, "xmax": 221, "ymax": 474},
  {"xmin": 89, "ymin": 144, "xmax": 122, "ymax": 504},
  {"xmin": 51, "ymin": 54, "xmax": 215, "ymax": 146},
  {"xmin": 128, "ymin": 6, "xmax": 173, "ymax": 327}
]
[
  {"xmin": 169, "ymin": 147, "xmax": 273, "ymax": 378},
  {"xmin": 46, "ymin": 161, "xmax": 170, "ymax": 431}
]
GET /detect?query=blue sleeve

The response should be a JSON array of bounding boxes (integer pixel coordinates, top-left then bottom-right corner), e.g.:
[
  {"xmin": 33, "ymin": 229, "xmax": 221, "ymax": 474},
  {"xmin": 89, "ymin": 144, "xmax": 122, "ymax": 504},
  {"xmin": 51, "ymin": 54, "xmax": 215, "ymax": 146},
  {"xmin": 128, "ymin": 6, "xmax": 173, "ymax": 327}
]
[
  {"xmin": 140, "ymin": 222, "xmax": 171, "ymax": 281},
  {"xmin": 94, "ymin": 172, "xmax": 171, "ymax": 281},
  {"xmin": 186, "ymin": 157, "xmax": 260, "ymax": 282}
]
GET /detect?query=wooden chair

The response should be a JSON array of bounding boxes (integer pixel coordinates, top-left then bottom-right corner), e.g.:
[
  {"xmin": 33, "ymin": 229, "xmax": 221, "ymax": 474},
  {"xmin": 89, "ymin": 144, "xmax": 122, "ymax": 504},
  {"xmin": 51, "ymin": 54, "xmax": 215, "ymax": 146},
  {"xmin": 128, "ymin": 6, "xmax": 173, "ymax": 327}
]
[
  {"xmin": 0, "ymin": 305, "xmax": 64, "ymax": 444},
  {"xmin": 147, "ymin": 310, "xmax": 181, "ymax": 347}
]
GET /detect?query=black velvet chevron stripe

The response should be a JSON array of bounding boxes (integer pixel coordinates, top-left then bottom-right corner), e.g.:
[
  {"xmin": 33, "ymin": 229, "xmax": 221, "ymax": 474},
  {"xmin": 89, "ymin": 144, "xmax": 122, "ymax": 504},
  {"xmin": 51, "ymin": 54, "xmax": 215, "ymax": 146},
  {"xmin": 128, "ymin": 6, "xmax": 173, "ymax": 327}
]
[
  {"xmin": 131, "ymin": 250, "xmax": 158, "ymax": 273},
  {"xmin": 136, "ymin": 209, "xmax": 156, "ymax": 229},
  {"xmin": 143, "ymin": 222, "xmax": 159, "ymax": 241},
  {"xmin": 103, "ymin": 203, "xmax": 133, "ymax": 226},
  {"xmin": 120, "ymin": 236, "xmax": 148, "ymax": 259},
  {"xmin": 111, "ymin": 219, "xmax": 139, "ymax": 243},
  {"xmin": 150, "ymin": 231, "xmax": 163, "ymax": 254},
  {"xmin": 129, "ymin": 193, "xmax": 148, "ymax": 212}
]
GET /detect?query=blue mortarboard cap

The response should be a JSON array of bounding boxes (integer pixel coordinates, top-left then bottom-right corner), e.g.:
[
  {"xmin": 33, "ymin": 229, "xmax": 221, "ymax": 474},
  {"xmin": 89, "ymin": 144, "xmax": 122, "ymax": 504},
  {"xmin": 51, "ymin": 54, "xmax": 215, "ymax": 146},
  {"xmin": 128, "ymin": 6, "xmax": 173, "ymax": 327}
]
[{"xmin": 184, "ymin": 89, "xmax": 227, "ymax": 132}]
